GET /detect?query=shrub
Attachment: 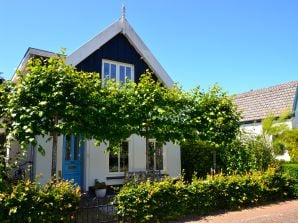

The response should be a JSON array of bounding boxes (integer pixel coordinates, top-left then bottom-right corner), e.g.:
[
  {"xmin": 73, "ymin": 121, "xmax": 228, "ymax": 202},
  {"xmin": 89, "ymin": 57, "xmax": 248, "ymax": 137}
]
[
  {"xmin": 281, "ymin": 163, "xmax": 298, "ymax": 197},
  {"xmin": 116, "ymin": 178, "xmax": 187, "ymax": 222},
  {"xmin": 181, "ymin": 141, "xmax": 224, "ymax": 181},
  {"xmin": 220, "ymin": 134, "xmax": 275, "ymax": 174},
  {"xmin": 0, "ymin": 134, "xmax": 10, "ymax": 193},
  {"xmin": 116, "ymin": 168, "xmax": 293, "ymax": 222},
  {"xmin": 0, "ymin": 179, "xmax": 80, "ymax": 223}
]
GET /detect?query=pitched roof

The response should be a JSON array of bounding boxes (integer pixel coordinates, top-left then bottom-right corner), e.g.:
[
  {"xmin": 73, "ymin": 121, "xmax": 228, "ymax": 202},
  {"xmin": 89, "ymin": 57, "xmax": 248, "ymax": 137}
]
[
  {"xmin": 11, "ymin": 48, "xmax": 56, "ymax": 83},
  {"xmin": 66, "ymin": 17, "xmax": 174, "ymax": 88},
  {"xmin": 233, "ymin": 81, "xmax": 298, "ymax": 123},
  {"xmin": 12, "ymin": 17, "xmax": 174, "ymax": 88}
]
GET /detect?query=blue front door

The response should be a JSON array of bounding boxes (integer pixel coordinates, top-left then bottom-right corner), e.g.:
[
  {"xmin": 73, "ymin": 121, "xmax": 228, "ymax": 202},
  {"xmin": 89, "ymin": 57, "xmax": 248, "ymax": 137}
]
[{"xmin": 62, "ymin": 135, "xmax": 83, "ymax": 187}]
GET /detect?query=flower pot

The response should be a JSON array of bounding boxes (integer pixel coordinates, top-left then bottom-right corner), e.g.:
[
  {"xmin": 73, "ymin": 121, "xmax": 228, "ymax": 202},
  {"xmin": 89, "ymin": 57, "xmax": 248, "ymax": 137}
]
[{"xmin": 95, "ymin": 188, "xmax": 106, "ymax": 198}]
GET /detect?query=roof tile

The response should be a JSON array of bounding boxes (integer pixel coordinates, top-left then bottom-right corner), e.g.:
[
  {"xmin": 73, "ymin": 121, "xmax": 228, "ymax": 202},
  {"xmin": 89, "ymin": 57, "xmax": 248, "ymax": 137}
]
[{"xmin": 233, "ymin": 81, "xmax": 298, "ymax": 122}]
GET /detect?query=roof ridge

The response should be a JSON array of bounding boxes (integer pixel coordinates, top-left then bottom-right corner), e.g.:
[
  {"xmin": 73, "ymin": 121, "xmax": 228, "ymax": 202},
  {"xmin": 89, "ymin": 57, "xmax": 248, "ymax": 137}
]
[
  {"xmin": 233, "ymin": 80, "xmax": 298, "ymax": 122},
  {"xmin": 235, "ymin": 80, "xmax": 298, "ymax": 98}
]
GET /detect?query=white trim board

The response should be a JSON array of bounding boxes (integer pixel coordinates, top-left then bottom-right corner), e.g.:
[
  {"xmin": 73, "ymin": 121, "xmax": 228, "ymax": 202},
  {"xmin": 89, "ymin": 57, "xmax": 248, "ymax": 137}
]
[{"xmin": 11, "ymin": 48, "xmax": 56, "ymax": 83}]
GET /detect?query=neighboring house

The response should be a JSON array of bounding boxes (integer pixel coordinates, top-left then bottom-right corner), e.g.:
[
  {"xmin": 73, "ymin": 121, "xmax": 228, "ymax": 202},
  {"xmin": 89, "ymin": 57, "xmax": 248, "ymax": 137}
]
[
  {"xmin": 8, "ymin": 13, "xmax": 181, "ymax": 191},
  {"xmin": 0, "ymin": 77, "xmax": 4, "ymax": 84},
  {"xmin": 234, "ymin": 80, "xmax": 298, "ymax": 160}
]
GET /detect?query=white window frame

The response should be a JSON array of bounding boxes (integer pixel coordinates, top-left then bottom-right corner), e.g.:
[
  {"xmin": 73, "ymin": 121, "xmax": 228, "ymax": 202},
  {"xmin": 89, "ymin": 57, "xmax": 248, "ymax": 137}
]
[
  {"xmin": 108, "ymin": 141, "xmax": 130, "ymax": 174},
  {"xmin": 147, "ymin": 139, "xmax": 164, "ymax": 171},
  {"xmin": 102, "ymin": 59, "xmax": 135, "ymax": 83}
]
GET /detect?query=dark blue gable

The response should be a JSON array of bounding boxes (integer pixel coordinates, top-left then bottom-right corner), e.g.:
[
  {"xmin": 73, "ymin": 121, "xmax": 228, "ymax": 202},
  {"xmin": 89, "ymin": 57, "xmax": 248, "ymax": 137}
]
[{"xmin": 76, "ymin": 33, "xmax": 157, "ymax": 82}]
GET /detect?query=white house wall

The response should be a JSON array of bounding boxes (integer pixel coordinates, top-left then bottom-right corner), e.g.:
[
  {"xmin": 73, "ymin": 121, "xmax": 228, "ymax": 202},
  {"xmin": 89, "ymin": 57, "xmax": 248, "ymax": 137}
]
[
  {"xmin": 240, "ymin": 122, "xmax": 263, "ymax": 135},
  {"xmin": 293, "ymin": 99, "xmax": 298, "ymax": 127},
  {"xmin": 241, "ymin": 119, "xmax": 293, "ymax": 135},
  {"xmin": 164, "ymin": 142, "xmax": 181, "ymax": 177},
  {"xmin": 130, "ymin": 134, "xmax": 146, "ymax": 171},
  {"xmin": 33, "ymin": 135, "xmax": 63, "ymax": 185},
  {"xmin": 86, "ymin": 139, "xmax": 107, "ymax": 190},
  {"xmin": 7, "ymin": 141, "xmax": 21, "ymax": 163},
  {"xmin": 32, "ymin": 133, "xmax": 181, "ymax": 191},
  {"xmin": 240, "ymin": 120, "xmax": 293, "ymax": 162},
  {"xmin": 84, "ymin": 134, "xmax": 181, "ymax": 191}
]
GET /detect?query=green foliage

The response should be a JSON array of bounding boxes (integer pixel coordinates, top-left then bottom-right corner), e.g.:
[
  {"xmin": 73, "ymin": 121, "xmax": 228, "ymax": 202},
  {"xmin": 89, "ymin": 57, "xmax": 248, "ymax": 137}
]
[
  {"xmin": 4, "ymin": 54, "xmax": 102, "ymax": 150},
  {"xmin": 262, "ymin": 113, "xmax": 298, "ymax": 161},
  {"xmin": 281, "ymin": 129, "xmax": 298, "ymax": 162},
  {"xmin": 3, "ymin": 56, "xmax": 240, "ymax": 152},
  {"xmin": 181, "ymin": 140, "xmax": 217, "ymax": 181},
  {"xmin": 116, "ymin": 168, "xmax": 293, "ymax": 222},
  {"xmin": 0, "ymin": 179, "xmax": 80, "ymax": 223},
  {"xmin": 220, "ymin": 133, "xmax": 275, "ymax": 174},
  {"xmin": 181, "ymin": 86, "xmax": 241, "ymax": 179},
  {"xmin": 94, "ymin": 179, "xmax": 106, "ymax": 189},
  {"xmin": 2, "ymin": 54, "xmax": 138, "ymax": 173},
  {"xmin": 186, "ymin": 85, "xmax": 241, "ymax": 147},
  {"xmin": 125, "ymin": 75, "xmax": 241, "ymax": 150},
  {"xmin": 281, "ymin": 163, "xmax": 298, "ymax": 197},
  {"xmin": 0, "ymin": 76, "xmax": 4, "ymax": 84},
  {"xmin": 116, "ymin": 178, "xmax": 187, "ymax": 222},
  {"xmin": 0, "ymin": 82, "xmax": 10, "ymax": 190},
  {"xmin": 182, "ymin": 131, "xmax": 275, "ymax": 179},
  {"xmin": 0, "ymin": 135, "xmax": 8, "ymax": 192},
  {"xmin": 127, "ymin": 71, "xmax": 188, "ymax": 145}
]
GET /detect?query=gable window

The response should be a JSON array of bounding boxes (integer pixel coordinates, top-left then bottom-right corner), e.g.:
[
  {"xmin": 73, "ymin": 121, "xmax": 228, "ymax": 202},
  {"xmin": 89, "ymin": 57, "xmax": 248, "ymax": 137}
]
[
  {"xmin": 109, "ymin": 141, "xmax": 129, "ymax": 173},
  {"xmin": 102, "ymin": 59, "xmax": 134, "ymax": 83},
  {"xmin": 146, "ymin": 140, "xmax": 163, "ymax": 171}
]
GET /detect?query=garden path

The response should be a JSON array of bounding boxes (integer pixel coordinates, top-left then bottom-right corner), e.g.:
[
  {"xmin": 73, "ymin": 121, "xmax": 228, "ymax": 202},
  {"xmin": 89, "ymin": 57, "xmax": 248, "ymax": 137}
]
[{"xmin": 170, "ymin": 199, "xmax": 298, "ymax": 223}]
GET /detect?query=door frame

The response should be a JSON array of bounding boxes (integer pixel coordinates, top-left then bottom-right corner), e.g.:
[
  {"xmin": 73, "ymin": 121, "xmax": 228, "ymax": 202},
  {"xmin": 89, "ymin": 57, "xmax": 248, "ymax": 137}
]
[{"xmin": 62, "ymin": 135, "xmax": 84, "ymax": 188}]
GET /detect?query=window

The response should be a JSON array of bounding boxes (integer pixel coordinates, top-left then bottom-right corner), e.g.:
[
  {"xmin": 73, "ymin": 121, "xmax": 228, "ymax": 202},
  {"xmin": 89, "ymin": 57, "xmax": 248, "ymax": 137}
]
[
  {"xmin": 109, "ymin": 141, "xmax": 129, "ymax": 172},
  {"xmin": 65, "ymin": 135, "xmax": 81, "ymax": 161},
  {"xmin": 102, "ymin": 59, "xmax": 134, "ymax": 83},
  {"xmin": 146, "ymin": 140, "xmax": 163, "ymax": 170}
]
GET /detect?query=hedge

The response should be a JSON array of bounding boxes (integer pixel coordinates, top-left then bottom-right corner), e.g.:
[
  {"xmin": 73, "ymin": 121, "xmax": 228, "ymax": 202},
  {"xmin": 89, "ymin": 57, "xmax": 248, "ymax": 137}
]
[
  {"xmin": 281, "ymin": 163, "xmax": 298, "ymax": 197},
  {"xmin": 0, "ymin": 179, "xmax": 80, "ymax": 223},
  {"xmin": 116, "ymin": 168, "xmax": 294, "ymax": 222}
]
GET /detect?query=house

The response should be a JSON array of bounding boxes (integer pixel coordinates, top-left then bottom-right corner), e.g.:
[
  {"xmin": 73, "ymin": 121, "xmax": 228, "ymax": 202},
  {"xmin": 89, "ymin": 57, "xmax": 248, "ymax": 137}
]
[
  {"xmin": 233, "ymin": 80, "xmax": 298, "ymax": 160},
  {"xmin": 0, "ymin": 77, "xmax": 4, "ymax": 84},
  {"xmin": 8, "ymin": 11, "xmax": 181, "ymax": 191}
]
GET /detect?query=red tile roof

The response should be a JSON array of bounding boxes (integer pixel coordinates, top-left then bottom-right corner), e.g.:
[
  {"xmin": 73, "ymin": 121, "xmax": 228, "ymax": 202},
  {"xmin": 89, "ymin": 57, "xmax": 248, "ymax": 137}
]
[{"xmin": 233, "ymin": 81, "xmax": 298, "ymax": 123}]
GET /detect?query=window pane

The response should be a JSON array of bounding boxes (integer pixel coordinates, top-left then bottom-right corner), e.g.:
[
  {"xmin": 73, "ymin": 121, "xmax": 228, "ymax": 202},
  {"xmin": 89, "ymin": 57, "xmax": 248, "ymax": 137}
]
[
  {"xmin": 74, "ymin": 136, "xmax": 80, "ymax": 160},
  {"xmin": 111, "ymin": 64, "xmax": 116, "ymax": 80},
  {"xmin": 65, "ymin": 135, "xmax": 71, "ymax": 160},
  {"xmin": 109, "ymin": 152, "xmax": 118, "ymax": 172},
  {"xmin": 119, "ymin": 66, "xmax": 125, "ymax": 83},
  {"xmin": 156, "ymin": 143, "xmax": 163, "ymax": 170},
  {"xmin": 126, "ymin": 67, "xmax": 131, "ymax": 81},
  {"xmin": 147, "ymin": 141, "xmax": 155, "ymax": 170},
  {"xmin": 120, "ymin": 141, "xmax": 129, "ymax": 172},
  {"xmin": 103, "ymin": 63, "xmax": 110, "ymax": 79}
]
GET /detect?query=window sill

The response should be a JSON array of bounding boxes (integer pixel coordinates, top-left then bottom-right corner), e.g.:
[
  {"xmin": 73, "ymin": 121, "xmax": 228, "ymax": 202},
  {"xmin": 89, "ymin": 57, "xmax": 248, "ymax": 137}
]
[
  {"xmin": 106, "ymin": 175, "xmax": 125, "ymax": 180},
  {"xmin": 106, "ymin": 172, "xmax": 125, "ymax": 180}
]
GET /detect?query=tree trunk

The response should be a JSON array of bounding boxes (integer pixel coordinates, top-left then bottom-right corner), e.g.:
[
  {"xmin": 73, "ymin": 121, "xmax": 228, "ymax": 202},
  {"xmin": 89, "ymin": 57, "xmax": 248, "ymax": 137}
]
[
  {"xmin": 51, "ymin": 116, "xmax": 58, "ymax": 179},
  {"xmin": 212, "ymin": 149, "xmax": 216, "ymax": 175}
]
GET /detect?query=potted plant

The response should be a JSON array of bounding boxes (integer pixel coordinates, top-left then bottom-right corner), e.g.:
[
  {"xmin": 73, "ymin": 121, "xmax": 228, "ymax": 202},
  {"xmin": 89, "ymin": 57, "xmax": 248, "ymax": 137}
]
[{"xmin": 94, "ymin": 179, "xmax": 107, "ymax": 198}]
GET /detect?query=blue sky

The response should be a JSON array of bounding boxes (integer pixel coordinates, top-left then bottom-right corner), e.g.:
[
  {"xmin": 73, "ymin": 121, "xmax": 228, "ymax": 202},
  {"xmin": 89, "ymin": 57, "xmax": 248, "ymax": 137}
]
[{"xmin": 0, "ymin": 0, "xmax": 297, "ymax": 94}]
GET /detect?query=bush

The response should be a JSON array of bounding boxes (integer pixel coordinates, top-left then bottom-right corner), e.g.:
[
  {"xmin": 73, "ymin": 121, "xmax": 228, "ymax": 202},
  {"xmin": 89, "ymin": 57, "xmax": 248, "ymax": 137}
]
[
  {"xmin": 116, "ymin": 178, "xmax": 186, "ymax": 222},
  {"xmin": 0, "ymin": 134, "xmax": 10, "ymax": 193},
  {"xmin": 181, "ymin": 141, "xmax": 226, "ymax": 181},
  {"xmin": 281, "ymin": 163, "xmax": 298, "ymax": 197},
  {"xmin": 116, "ymin": 168, "xmax": 293, "ymax": 222},
  {"xmin": 220, "ymin": 134, "xmax": 275, "ymax": 174},
  {"xmin": 0, "ymin": 179, "xmax": 80, "ymax": 223},
  {"xmin": 182, "ymin": 133, "xmax": 276, "ymax": 180}
]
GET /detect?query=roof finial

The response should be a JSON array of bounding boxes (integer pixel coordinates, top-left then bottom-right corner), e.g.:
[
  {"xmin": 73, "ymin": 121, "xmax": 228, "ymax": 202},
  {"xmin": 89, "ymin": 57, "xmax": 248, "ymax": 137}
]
[{"xmin": 121, "ymin": 4, "xmax": 126, "ymax": 20}]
